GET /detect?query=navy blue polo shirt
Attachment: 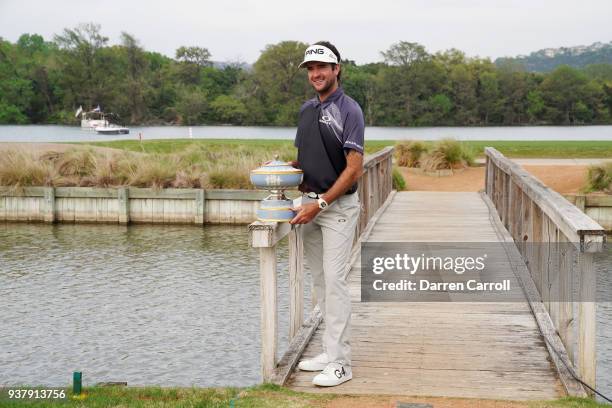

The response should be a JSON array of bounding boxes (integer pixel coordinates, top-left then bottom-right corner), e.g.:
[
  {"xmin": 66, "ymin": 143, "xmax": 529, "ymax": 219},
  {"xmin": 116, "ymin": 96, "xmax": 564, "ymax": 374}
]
[{"xmin": 294, "ymin": 87, "xmax": 365, "ymax": 194}]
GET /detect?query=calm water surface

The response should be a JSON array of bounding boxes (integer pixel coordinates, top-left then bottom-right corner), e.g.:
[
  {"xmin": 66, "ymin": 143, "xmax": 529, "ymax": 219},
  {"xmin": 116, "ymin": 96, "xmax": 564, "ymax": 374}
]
[
  {"xmin": 1, "ymin": 124, "xmax": 612, "ymax": 142},
  {"xmin": 0, "ymin": 223, "xmax": 610, "ymax": 399},
  {"xmin": 0, "ymin": 223, "xmax": 310, "ymax": 387}
]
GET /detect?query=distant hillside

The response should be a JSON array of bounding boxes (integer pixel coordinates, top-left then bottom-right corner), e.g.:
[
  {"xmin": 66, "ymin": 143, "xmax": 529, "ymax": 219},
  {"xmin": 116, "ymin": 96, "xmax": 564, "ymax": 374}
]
[{"xmin": 495, "ymin": 41, "xmax": 612, "ymax": 72}]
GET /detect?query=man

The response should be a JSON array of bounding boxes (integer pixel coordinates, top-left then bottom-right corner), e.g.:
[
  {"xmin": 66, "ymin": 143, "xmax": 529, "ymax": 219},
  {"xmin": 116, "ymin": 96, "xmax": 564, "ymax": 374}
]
[{"xmin": 290, "ymin": 41, "xmax": 364, "ymax": 387}]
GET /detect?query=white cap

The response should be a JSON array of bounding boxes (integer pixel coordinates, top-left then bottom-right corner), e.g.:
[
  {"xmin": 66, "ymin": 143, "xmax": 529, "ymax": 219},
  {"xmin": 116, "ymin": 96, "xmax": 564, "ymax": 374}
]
[{"xmin": 298, "ymin": 44, "xmax": 338, "ymax": 68}]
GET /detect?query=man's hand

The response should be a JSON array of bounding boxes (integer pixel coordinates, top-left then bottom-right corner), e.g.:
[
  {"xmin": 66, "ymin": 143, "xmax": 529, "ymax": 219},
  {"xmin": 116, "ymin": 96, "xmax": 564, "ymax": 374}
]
[{"xmin": 290, "ymin": 202, "xmax": 320, "ymax": 224}]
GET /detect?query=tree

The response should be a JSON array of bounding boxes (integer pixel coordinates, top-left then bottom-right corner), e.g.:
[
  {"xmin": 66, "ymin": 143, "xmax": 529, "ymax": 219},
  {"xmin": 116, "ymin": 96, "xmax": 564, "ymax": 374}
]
[
  {"xmin": 478, "ymin": 71, "xmax": 501, "ymax": 124},
  {"xmin": 449, "ymin": 64, "xmax": 478, "ymax": 125},
  {"xmin": 539, "ymin": 66, "xmax": 588, "ymax": 124},
  {"xmin": 175, "ymin": 87, "xmax": 208, "ymax": 125},
  {"xmin": 120, "ymin": 32, "xmax": 149, "ymax": 123},
  {"xmin": 498, "ymin": 70, "xmax": 532, "ymax": 124},
  {"xmin": 342, "ymin": 64, "xmax": 374, "ymax": 124},
  {"xmin": 381, "ymin": 41, "xmax": 429, "ymax": 66},
  {"xmin": 0, "ymin": 39, "xmax": 33, "ymax": 123},
  {"xmin": 420, "ymin": 94, "xmax": 453, "ymax": 125},
  {"xmin": 210, "ymin": 95, "xmax": 247, "ymax": 124},
  {"xmin": 175, "ymin": 46, "xmax": 212, "ymax": 67},
  {"xmin": 251, "ymin": 41, "xmax": 310, "ymax": 124},
  {"xmin": 526, "ymin": 90, "xmax": 545, "ymax": 123},
  {"xmin": 53, "ymin": 23, "xmax": 110, "ymax": 109}
]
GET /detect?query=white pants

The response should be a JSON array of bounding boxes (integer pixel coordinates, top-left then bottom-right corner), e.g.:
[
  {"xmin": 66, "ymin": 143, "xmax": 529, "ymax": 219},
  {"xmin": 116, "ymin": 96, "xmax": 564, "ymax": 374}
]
[{"xmin": 300, "ymin": 192, "xmax": 360, "ymax": 366}]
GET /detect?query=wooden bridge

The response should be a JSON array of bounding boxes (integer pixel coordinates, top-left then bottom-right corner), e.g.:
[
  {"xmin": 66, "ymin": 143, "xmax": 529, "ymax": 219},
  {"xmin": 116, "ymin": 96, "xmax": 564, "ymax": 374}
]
[{"xmin": 248, "ymin": 147, "xmax": 606, "ymax": 400}]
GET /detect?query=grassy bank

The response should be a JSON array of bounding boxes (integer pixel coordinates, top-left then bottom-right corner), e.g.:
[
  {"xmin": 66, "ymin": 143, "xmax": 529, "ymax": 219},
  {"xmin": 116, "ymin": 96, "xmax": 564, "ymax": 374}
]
[
  {"xmin": 86, "ymin": 139, "xmax": 612, "ymax": 158},
  {"xmin": 1, "ymin": 385, "xmax": 609, "ymax": 408},
  {"xmin": 1, "ymin": 139, "xmax": 609, "ymax": 189}
]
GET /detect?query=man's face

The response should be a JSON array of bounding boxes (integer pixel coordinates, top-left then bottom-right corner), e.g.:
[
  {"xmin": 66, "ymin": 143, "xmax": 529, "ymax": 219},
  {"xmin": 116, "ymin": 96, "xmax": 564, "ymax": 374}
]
[{"xmin": 306, "ymin": 62, "xmax": 339, "ymax": 94}]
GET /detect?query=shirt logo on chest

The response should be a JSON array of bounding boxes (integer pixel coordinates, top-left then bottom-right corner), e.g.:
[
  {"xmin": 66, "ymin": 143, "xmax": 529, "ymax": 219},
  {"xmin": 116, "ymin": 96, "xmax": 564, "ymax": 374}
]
[{"xmin": 319, "ymin": 115, "xmax": 332, "ymax": 125}]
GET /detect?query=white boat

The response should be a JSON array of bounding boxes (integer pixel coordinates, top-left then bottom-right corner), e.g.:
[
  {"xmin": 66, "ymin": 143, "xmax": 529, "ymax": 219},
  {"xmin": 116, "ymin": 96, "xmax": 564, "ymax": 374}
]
[
  {"xmin": 95, "ymin": 125, "xmax": 130, "ymax": 135},
  {"xmin": 76, "ymin": 105, "xmax": 109, "ymax": 129}
]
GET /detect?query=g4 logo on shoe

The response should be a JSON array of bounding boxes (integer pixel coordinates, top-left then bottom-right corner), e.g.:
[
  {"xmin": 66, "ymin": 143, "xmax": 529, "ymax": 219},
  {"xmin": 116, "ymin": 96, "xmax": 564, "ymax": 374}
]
[
  {"xmin": 313, "ymin": 363, "xmax": 352, "ymax": 386},
  {"xmin": 334, "ymin": 367, "xmax": 346, "ymax": 379}
]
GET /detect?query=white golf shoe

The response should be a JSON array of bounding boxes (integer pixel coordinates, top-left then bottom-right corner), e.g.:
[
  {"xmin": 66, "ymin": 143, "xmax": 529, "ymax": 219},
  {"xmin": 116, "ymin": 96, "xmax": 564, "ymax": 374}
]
[
  {"xmin": 297, "ymin": 352, "xmax": 329, "ymax": 371},
  {"xmin": 312, "ymin": 362, "xmax": 352, "ymax": 386}
]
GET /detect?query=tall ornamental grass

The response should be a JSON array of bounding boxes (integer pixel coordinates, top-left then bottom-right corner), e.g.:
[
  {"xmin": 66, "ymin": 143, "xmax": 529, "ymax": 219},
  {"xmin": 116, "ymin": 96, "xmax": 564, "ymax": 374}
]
[
  {"xmin": 586, "ymin": 162, "xmax": 612, "ymax": 193},
  {"xmin": 395, "ymin": 141, "xmax": 428, "ymax": 167},
  {"xmin": 395, "ymin": 139, "xmax": 475, "ymax": 171},
  {"xmin": 0, "ymin": 145, "xmax": 283, "ymax": 189}
]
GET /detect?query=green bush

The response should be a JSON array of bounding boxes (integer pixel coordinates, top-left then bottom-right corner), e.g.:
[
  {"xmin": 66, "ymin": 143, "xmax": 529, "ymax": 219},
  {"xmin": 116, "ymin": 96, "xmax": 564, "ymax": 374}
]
[
  {"xmin": 392, "ymin": 167, "xmax": 407, "ymax": 191},
  {"xmin": 586, "ymin": 162, "xmax": 612, "ymax": 192}
]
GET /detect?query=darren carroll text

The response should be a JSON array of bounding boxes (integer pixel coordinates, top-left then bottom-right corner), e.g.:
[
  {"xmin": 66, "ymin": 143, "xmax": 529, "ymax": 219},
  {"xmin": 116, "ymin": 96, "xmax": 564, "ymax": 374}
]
[{"xmin": 373, "ymin": 279, "xmax": 511, "ymax": 291}]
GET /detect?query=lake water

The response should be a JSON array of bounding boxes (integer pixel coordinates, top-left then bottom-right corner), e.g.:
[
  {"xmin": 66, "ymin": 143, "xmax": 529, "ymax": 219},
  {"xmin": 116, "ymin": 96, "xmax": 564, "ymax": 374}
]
[
  {"xmin": 0, "ymin": 223, "xmax": 610, "ymax": 401},
  {"xmin": 1, "ymin": 125, "xmax": 612, "ymax": 143},
  {"xmin": 0, "ymin": 223, "xmax": 311, "ymax": 388}
]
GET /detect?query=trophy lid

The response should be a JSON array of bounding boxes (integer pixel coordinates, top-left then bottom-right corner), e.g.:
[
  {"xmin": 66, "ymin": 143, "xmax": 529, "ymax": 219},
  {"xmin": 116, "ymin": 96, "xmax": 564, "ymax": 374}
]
[{"xmin": 251, "ymin": 156, "xmax": 303, "ymax": 174}]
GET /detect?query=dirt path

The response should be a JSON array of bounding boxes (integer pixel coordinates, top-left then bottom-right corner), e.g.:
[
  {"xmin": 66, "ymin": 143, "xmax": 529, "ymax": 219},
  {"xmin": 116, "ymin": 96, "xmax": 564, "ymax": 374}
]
[{"xmin": 400, "ymin": 165, "xmax": 589, "ymax": 194}]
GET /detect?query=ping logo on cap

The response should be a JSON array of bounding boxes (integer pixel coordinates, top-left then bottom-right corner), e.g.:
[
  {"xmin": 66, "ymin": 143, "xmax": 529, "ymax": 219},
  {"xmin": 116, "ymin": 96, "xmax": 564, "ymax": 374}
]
[
  {"xmin": 299, "ymin": 44, "xmax": 339, "ymax": 67},
  {"xmin": 306, "ymin": 48, "xmax": 325, "ymax": 55}
]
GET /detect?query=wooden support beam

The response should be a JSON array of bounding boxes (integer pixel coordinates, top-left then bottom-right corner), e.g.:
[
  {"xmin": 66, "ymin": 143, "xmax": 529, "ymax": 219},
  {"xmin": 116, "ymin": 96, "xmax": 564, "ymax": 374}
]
[
  {"xmin": 195, "ymin": 189, "xmax": 205, "ymax": 225},
  {"xmin": 578, "ymin": 251, "xmax": 596, "ymax": 396},
  {"xmin": 43, "ymin": 187, "xmax": 55, "ymax": 223},
  {"xmin": 118, "ymin": 187, "xmax": 129, "ymax": 224},
  {"xmin": 288, "ymin": 226, "xmax": 304, "ymax": 341},
  {"xmin": 260, "ymin": 246, "xmax": 277, "ymax": 382},
  {"xmin": 575, "ymin": 195, "xmax": 586, "ymax": 212},
  {"xmin": 558, "ymin": 234, "xmax": 575, "ymax": 362}
]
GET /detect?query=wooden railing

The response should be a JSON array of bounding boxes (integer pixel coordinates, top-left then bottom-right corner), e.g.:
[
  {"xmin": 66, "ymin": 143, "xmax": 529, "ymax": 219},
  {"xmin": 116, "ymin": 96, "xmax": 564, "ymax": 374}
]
[
  {"xmin": 485, "ymin": 147, "xmax": 606, "ymax": 395},
  {"xmin": 248, "ymin": 146, "xmax": 394, "ymax": 383}
]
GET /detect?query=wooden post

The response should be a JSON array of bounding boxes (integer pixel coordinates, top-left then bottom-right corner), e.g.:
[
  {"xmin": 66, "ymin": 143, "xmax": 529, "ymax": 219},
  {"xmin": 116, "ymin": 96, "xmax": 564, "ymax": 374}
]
[
  {"xmin": 484, "ymin": 155, "xmax": 489, "ymax": 195},
  {"xmin": 530, "ymin": 202, "xmax": 543, "ymax": 293},
  {"xmin": 43, "ymin": 187, "xmax": 55, "ymax": 223},
  {"xmin": 578, "ymin": 250, "xmax": 596, "ymax": 395},
  {"xmin": 575, "ymin": 195, "xmax": 586, "ymax": 213},
  {"xmin": 195, "ymin": 189, "xmax": 205, "ymax": 225},
  {"xmin": 249, "ymin": 221, "xmax": 291, "ymax": 382},
  {"xmin": 540, "ymin": 216, "xmax": 553, "ymax": 312},
  {"xmin": 558, "ymin": 234, "xmax": 575, "ymax": 363},
  {"xmin": 118, "ymin": 188, "xmax": 129, "ymax": 224},
  {"xmin": 260, "ymin": 246, "xmax": 277, "ymax": 382},
  {"xmin": 288, "ymin": 226, "xmax": 304, "ymax": 341}
]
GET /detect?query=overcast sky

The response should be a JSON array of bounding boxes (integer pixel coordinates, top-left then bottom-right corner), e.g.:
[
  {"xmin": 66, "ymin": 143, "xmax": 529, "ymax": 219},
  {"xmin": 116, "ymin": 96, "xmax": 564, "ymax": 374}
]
[{"xmin": 1, "ymin": 0, "xmax": 611, "ymax": 64}]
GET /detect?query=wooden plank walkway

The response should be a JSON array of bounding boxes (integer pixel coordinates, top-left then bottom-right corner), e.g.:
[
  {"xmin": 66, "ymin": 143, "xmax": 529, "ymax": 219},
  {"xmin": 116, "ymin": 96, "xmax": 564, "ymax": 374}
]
[{"xmin": 287, "ymin": 191, "xmax": 564, "ymax": 400}]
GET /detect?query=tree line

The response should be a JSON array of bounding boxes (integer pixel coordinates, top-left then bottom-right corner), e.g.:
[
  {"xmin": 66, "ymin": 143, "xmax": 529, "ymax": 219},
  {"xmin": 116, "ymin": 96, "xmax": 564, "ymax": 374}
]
[{"xmin": 1, "ymin": 23, "xmax": 611, "ymax": 126}]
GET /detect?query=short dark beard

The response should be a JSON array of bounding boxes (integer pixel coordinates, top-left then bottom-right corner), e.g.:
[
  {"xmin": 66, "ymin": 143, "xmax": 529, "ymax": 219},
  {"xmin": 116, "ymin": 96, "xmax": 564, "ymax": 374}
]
[{"xmin": 315, "ymin": 79, "xmax": 336, "ymax": 96}]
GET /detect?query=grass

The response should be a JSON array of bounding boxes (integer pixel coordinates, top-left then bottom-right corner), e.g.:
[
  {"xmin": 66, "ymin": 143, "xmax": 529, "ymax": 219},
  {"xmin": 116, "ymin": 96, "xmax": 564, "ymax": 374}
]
[
  {"xmin": 395, "ymin": 141, "xmax": 428, "ymax": 167},
  {"xmin": 1, "ymin": 385, "xmax": 610, "ymax": 408},
  {"xmin": 2, "ymin": 139, "xmax": 610, "ymax": 189},
  {"xmin": 395, "ymin": 139, "xmax": 475, "ymax": 171},
  {"xmin": 455, "ymin": 140, "xmax": 612, "ymax": 159},
  {"xmin": 392, "ymin": 167, "xmax": 407, "ymax": 190},
  {"xmin": 86, "ymin": 139, "xmax": 612, "ymax": 159},
  {"xmin": 0, "ymin": 384, "xmax": 333, "ymax": 408},
  {"xmin": 0, "ymin": 150, "xmax": 57, "ymax": 187},
  {"xmin": 585, "ymin": 162, "xmax": 612, "ymax": 193},
  {"xmin": 0, "ymin": 145, "xmax": 287, "ymax": 189}
]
